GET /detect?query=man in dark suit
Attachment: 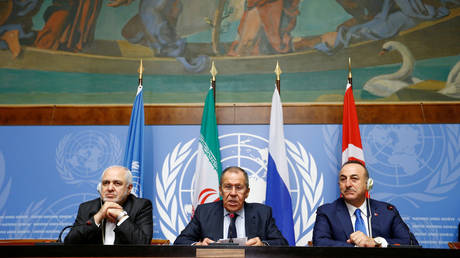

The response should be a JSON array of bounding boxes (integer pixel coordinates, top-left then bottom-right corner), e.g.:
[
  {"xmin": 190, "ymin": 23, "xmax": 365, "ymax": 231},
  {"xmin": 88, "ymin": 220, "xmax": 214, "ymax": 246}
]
[
  {"xmin": 64, "ymin": 166, "xmax": 152, "ymax": 244},
  {"xmin": 174, "ymin": 166, "xmax": 288, "ymax": 246},
  {"xmin": 313, "ymin": 160, "xmax": 417, "ymax": 247}
]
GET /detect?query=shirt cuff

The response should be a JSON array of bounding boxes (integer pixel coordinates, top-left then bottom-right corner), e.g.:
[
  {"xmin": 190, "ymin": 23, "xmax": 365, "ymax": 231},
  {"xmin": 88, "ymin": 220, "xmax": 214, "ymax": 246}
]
[
  {"xmin": 374, "ymin": 237, "xmax": 388, "ymax": 248},
  {"xmin": 117, "ymin": 215, "xmax": 129, "ymax": 226}
]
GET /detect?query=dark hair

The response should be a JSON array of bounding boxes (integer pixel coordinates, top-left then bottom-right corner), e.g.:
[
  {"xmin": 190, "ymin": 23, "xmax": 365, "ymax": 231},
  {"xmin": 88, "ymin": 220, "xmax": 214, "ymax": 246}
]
[
  {"xmin": 341, "ymin": 159, "xmax": 369, "ymax": 179},
  {"xmin": 220, "ymin": 166, "xmax": 249, "ymax": 188}
]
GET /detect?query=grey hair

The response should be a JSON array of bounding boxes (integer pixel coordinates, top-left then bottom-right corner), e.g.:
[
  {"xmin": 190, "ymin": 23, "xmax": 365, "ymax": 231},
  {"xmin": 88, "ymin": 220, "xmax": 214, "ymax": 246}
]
[
  {"xmin": 220, "ymin": 166, "xmax": 249, "ymax": 189},
  {"xmin": 101, "ymin": 165, "xmax": 133, "ymax": 185}
]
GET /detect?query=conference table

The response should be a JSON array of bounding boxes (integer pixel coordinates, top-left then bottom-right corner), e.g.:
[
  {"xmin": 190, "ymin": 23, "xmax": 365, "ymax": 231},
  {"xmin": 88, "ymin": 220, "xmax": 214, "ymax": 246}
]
[{"xmin": 1, "ymin": 244, "xmax": 458, "ymax": 258}]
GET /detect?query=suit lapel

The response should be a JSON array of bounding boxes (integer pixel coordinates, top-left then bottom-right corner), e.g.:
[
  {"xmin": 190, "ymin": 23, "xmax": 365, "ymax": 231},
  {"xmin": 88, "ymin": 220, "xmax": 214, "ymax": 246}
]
[
  {"xmin": 114, "ymin": 195, "xmax": 134, "ymax": 244},
  {"xmin": 337, "ymin": 199, "xmax": 354, "ymax": 239},
  {"xmin": 369, "ymin": 199, "xmax": 380, "ymax": 237},
  {"xmin": 215, "ymin": 202, "xmax": 224, "ymax": 240},
  {"xmin": 244, "ymin": 202, "xmax": 257, "ymax": 238}
]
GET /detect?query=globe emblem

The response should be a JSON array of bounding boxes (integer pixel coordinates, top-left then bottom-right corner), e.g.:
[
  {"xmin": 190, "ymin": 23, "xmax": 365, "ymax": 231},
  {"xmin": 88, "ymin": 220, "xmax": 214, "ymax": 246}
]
[
  {"xmin": 56, "ymin": 130, "xmax": 122, "ymax": 183},
  {"xmin": 362, "ymin": 125, "xmax": 445, "ymax": 187},
  {"xmin": 175, "ymin": 133, "xmax": 302, "ymax": 233}
]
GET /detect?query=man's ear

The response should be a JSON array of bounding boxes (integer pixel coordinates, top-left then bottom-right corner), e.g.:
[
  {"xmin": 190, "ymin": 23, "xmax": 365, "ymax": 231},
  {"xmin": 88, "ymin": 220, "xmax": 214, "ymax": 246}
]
[
  {"xmin": 128, "ymin": 184, "xmax": 133, "ymax": 194},
  {"xmin": 218, "ymin": 185, "xmax": 223, "ymax": 197}
]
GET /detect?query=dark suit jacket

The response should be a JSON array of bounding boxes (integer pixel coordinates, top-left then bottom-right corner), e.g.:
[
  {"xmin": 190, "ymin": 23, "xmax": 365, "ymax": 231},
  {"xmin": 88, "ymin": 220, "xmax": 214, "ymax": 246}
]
[
  {"xmin": 173, "ymin": 201, "xmax": 288, "ymax": 246},
  {"xmin": 313, "ymin": 198, "xmax": 415, "ymax": 247},
  {"xmin": 64, "ymin": 194, "xmax": 152, "ymax": 244}
]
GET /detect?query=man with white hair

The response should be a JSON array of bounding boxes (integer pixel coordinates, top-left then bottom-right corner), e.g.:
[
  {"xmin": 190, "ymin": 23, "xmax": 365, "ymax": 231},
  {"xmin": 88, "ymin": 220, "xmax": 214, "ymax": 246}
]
[{"xmin": 65, "ymin": 166, "xmax": 152, "ymax": 244}]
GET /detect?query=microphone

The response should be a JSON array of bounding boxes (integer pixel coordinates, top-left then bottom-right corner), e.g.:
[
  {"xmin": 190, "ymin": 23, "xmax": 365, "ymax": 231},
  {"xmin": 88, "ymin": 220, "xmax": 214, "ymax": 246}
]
[
  {"xmin": 57, "ymin": 220, "xmax": 93, "ymax": 243},
  {"xmin": 386, "ymin": 204, "xmax": 420, "ymax": 247}
]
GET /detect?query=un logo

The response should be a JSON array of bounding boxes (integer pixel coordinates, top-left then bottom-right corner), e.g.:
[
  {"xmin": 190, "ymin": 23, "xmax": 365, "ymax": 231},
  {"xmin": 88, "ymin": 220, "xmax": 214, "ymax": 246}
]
[
  {"xmin": 156, "ymin": 133, "xmax": 324, "ymax": 246},
  {"xmin": 362, "ymin": 125, "xmax": 460, "ymax": 207},
  {"xmin": 56, "ymin": 130, "xmax": 122, "ymax": 185}
]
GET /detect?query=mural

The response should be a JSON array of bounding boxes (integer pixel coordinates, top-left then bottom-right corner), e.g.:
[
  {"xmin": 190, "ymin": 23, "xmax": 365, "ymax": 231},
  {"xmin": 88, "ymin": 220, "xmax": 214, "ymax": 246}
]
[{"xmin": 1, "ymin": 0, "xmax": 460, "ymax": 104}]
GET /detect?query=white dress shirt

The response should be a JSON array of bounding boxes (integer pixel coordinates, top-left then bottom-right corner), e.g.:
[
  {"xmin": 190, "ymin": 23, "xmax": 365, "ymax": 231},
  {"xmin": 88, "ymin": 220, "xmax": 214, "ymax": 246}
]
[
  {"xmin": 223, "ymin": 208, "xmax": 246, "ymax": 239},
  {"xmin": 344, "ymin": 201, "xmax": 388, "ymax": 247}
]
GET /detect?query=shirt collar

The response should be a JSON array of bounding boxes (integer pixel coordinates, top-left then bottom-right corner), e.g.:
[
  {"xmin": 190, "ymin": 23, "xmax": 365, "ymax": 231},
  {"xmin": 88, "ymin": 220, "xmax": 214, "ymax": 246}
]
[
  {"xmin": 345, "ymin": 200, "xmax": 368, "ymax": 218},
  {"xmin": 224, "ymin": 207, "xmax": 245, "ymax": 219}
]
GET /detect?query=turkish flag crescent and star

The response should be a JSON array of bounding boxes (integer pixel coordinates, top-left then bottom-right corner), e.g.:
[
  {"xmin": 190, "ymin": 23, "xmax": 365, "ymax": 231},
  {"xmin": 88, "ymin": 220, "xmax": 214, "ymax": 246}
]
[{"xmin": 341, "ymin": 77, "xmax": 365, "ymax": 166}]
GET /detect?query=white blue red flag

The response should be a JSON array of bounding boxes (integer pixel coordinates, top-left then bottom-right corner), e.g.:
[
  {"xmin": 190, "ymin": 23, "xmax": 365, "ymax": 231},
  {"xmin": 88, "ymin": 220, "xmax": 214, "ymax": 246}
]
[{"xmin": 265, "ymin": 86, "xmax": 295, "ymax": 246}]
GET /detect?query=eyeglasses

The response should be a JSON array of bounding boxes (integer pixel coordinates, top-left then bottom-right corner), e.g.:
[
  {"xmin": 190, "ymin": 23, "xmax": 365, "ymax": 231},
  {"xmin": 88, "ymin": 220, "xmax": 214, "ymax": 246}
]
[{"xmin": 222, "ymin": 184, "xmax": 246, "ymax": 193}]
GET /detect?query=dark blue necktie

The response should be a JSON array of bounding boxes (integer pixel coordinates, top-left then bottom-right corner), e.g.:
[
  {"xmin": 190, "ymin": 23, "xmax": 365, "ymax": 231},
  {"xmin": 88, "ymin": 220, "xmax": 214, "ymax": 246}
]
[
  {"xmin": 227, "ymin": 213, "xmax": 238, "ymax": 239},
  {"xmin": 354, "ymin": 209, "xmax": 367, "ymax": 236}
]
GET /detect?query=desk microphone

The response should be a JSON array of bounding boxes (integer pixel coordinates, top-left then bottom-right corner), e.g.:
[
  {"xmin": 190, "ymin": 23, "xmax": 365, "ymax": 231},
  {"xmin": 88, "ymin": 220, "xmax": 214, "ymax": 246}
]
[
  {"xmin": 386, "ymin": 204, "xmax": 420, "ymax": 247},
  {"xmin": 57, "ymin": 220, "xmax": 93, "ymax": 243}
]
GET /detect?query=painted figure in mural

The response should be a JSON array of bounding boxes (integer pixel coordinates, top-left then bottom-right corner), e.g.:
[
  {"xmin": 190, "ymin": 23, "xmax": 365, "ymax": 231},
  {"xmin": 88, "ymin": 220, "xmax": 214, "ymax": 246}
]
[
  {"xmin": 64, "ymin": 166, "xmax": 153, "ymax": 244},
  {"xmin": 227, "ymin": 0, "xmax": 300, "ymax": 56},
  {"xmin": 294, "ymin": 0, "xmax": 452, "ymax": 53},
  {"xmin": 0, "ymin": 0, "xmax": 43, "ymax": 58},
  {"xmin": 34, "ymin": 0, "xmax": 103, "ymax": 52},
  {"xmin": 174, "ymin": 166, "xmax": 288, "ymax": 246},
  {"xmin": 312, "ymin": 160, "xmax": 418, "ymax": 247},
  {"xmin": 107, "ymin": 0, "xmax": 208, "ymax": 72},
  {"xmin": 315, "ymin": 0, "xmax": 451, "ymax": 54}
]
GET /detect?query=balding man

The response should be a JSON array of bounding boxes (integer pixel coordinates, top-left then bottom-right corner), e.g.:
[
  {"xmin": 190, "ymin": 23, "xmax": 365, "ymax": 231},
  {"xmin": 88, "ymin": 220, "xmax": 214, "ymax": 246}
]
[{"xmin": 65, "ymin": 166, "xmax": 152, "ymax": 244}]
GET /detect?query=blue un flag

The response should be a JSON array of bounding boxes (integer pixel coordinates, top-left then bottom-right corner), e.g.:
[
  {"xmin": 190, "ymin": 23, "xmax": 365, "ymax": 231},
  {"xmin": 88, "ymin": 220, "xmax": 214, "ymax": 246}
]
[{"xmin": 123, "ymin": 84, "xmax": 144, "ymax": 197}]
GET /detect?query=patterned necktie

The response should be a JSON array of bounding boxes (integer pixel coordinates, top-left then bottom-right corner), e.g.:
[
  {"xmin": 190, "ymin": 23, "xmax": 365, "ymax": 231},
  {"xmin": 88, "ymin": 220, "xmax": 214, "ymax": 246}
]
[
  {"xmin": 354, "ymin": 209, "xmax": 367, "ymax": 236},
  {"xmin": 227, "ymin": 213, "xmax": 238, "ymax": 239}
]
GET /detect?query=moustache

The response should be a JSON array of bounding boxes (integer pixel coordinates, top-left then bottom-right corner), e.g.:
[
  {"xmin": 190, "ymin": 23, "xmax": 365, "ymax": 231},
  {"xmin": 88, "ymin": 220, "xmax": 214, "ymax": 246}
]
[{"xmin": 344, "ymin": 187, "xmax": 356, "ymax": 192}]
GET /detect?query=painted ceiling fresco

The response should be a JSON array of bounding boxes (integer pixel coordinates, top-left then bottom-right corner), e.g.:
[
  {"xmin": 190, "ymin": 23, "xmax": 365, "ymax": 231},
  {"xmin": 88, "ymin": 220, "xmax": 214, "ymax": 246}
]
[{"xmin": 1, "ymin": 0, "xmax": 459, "ymax": 104}]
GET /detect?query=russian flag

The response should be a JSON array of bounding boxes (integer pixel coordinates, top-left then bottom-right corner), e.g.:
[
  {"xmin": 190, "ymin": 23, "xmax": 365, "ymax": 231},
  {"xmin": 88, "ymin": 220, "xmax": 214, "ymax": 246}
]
[{"xmin": 265, "ymin": 86, "xmax": 295, "ymax": 246}]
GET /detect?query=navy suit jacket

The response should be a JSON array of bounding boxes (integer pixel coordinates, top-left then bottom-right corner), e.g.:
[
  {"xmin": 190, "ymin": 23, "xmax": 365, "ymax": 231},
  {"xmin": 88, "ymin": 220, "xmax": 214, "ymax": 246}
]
[
  {"xmin": 173, "ymin": 201, "xmax": 288, "ymax": 246},
  {"xmin": 313, "ymin": 198, "xmax": 415, "ymax": 247},
  {"xmin": 64, "ymin": 194, "xmax": 153, "ymax": 244}
]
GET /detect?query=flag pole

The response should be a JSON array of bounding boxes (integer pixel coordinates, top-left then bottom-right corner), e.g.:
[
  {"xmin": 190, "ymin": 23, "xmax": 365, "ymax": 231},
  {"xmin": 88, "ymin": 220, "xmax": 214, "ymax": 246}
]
[
  {"xmin": 210, "ymin": 61, "xmax": 217, "ymax": 103},
  {"xmin": 138, "ymin": 59, "xmax": 144, "ymax": 85},
  {"xmin": 348, "ymin": 57, "xmax": 352, "ymax": 85},
  {"xmin": 274, "ymin": 61, "xmax": 282, "ymax": 95}
]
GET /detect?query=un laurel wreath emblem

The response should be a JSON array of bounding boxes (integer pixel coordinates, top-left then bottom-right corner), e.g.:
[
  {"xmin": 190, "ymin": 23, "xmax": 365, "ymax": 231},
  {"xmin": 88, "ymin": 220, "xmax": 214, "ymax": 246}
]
[
  {"xmin": 155, "ymin": 133, "xmax": 324, "ymax": 246},
  {"xmin": 56, "ymin": 130, "xmax": 122, "ymax": 185}
]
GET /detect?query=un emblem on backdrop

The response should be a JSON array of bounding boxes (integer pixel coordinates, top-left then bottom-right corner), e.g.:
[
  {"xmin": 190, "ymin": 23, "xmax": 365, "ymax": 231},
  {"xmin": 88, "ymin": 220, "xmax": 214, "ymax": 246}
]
[
  {"xmin": 362, "ymin": 125, "xmax": 460, "ymax": 206},
  {"xmin": 156, "ymin": 133, "xmax": 324, "ymax": 246},
  {"xmin": 56, "ymin": 130, "xmax": 122, "ymax": 185}
]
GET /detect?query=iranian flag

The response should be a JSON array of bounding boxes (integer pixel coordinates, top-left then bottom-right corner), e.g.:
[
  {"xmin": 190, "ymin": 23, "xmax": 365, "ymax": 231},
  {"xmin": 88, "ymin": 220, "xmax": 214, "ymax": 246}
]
[
  {"xmin": 342, "ymin": 76, "xmax": 365, "ymax": 165},
  {"xmin": 192, "ymin": 85, "xmax": 222, "ymax": 211}
]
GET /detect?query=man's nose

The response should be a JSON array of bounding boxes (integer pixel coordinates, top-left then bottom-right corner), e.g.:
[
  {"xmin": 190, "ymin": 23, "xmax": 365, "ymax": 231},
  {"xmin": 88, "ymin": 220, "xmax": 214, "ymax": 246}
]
[
  {"xmin": 345, "ymin": 179, "xmax": 352, "ymax": 187},
  {"xmin": 107, "ymin": 183, "xmax": 115, "ymax": 191},
  {"xmin": 229, "ymin": 187, "xmax": 238, "ymax": 195}
]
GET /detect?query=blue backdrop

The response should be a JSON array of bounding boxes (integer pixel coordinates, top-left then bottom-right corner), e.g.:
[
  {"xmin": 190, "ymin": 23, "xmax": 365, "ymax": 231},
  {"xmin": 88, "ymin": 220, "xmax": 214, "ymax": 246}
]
[{"xmin": 0, "ymin": 124, "xmax": 459, "ymax": 248}]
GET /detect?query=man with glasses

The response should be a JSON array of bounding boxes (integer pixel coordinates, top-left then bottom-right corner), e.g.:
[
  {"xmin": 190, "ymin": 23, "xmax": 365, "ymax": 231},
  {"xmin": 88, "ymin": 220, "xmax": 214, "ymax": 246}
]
[{"xmin": 174, "ymin": 166, "xmax": 288, "ymax": 246}]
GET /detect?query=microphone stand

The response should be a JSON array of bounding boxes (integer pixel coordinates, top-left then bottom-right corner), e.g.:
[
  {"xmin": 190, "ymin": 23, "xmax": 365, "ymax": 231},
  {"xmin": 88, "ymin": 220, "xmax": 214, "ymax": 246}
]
[{"xmin": 57, "ymin": 225, "xmax": 73, "ymax": 243}]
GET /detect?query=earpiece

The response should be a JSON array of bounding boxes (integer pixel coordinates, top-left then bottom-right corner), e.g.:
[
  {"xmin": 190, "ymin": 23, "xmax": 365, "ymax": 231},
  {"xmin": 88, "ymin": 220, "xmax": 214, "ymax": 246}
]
[
  {"xmin": 366, "ymin": 178, "xmax": 374, "ymax": 191},
  {"xmin": 97, "ymin": 183, "xmax": 102, "ymax": 194}
]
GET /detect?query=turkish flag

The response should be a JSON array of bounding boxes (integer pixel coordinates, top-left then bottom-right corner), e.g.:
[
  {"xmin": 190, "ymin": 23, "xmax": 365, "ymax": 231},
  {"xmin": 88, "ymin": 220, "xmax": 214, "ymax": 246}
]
[{"xmin": 342, "ymin": 78, "xmax": 365, "ymax": 165}]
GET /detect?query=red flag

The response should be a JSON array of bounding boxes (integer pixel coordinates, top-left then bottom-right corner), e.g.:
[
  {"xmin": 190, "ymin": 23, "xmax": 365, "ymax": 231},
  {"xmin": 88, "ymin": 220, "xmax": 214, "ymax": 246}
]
[{"xmin": 342, "ymin": 76, "xmax": 365, "ymax": 166}]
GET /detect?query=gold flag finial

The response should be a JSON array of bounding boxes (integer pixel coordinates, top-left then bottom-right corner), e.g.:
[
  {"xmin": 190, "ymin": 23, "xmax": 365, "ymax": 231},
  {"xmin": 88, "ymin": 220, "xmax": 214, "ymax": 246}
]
[
  {"xmin": 138, "ymin": 59, "xmax": 144, "ymax": 79},
  {"xmin": 210, "ymin": 61, "xmax": 217, "ymax": 81},
  {"xmin": 275, "ymin": 61, "xmax": 282, "ymax": 81},
  {"xmin": 348, "ymin": 57, "xmax": 352, "ymax": 79}
]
